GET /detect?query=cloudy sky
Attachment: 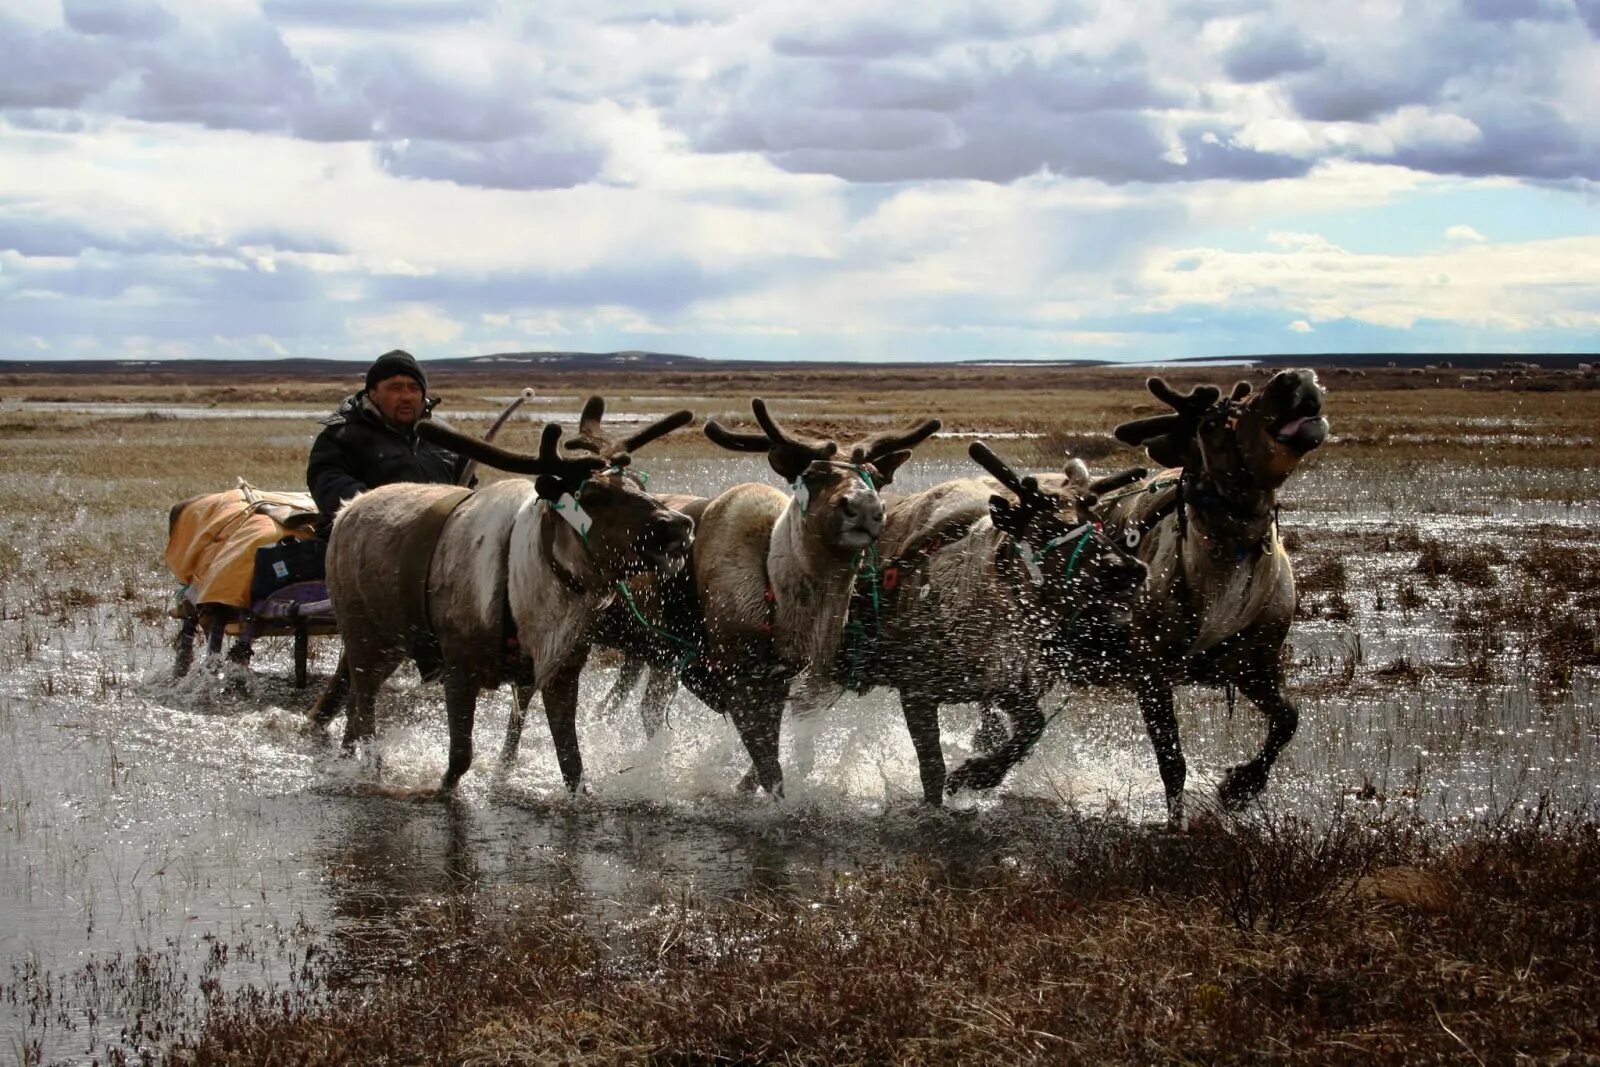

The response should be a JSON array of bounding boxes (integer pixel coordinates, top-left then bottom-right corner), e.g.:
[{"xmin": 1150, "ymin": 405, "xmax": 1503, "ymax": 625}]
[{"xmin": 2, "ymin": 0, "xmax": 1598, "ymax": 363}]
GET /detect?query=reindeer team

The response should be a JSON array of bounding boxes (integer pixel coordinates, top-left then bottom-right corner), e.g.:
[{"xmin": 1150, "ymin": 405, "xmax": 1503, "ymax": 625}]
[{"xmin": 303, "ymin": 370, "xmax": 1328, "ymax": 822}]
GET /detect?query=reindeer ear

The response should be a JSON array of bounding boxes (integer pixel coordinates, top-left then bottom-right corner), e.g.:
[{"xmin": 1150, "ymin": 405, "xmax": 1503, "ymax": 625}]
[
  {"xmin": 534, "ymin": 475, "xmax": 564, "ymax": 501},
  {"xmin": 1231, "ymin": 380, "xmax": 1252, "ymax": 401},
  {"xmin": 988, "ymin": 494, "xmax": 1024, "ymax": 535},
  {"xmin": 1062, "ymin": 457, "xmax": 1091, "ymax": 489},
  {"xmin": 868, "ymin": 449, "xmax": 912, "ymax": 486}
]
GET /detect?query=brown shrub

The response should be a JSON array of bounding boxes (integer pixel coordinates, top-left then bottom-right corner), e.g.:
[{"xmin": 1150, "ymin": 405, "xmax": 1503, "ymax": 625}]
[{"xmin": 1416, "ymin": 538, "xmax": 1503, "ymax": 588}]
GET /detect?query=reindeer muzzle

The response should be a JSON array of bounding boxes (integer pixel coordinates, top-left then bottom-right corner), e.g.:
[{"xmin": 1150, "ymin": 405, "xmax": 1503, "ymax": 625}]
[
  {"xmin": 1272, "ymin": 413, "xmax": 1329, "ymax": 453},
  {"xmin": 837, "ymin": 487, "xmax": 885, "ymax": 548},
  {"xmin": 642, "ymin": 511, "xmax": 695, "ymax": 572}
]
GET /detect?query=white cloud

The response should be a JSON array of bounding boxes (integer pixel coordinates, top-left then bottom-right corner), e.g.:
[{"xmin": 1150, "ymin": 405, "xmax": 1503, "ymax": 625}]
[
  {"xmin": 346, "ymin": 303, "xmax": 463, "ymax": 345},
  {"xmin": 1446, "ymin": 224, "xmax": 1486, "ymax": 242},
  {"xmin": 1144, "ymin": 234, "xmax": 1600, "ymax": 332},
  {"xmin": 1288, "ymin": 319, "xmax": 1313, "ymax": 332}
]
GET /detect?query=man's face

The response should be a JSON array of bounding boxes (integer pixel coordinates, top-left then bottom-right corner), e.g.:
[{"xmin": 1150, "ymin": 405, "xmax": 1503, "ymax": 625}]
[{"xmin": 371, "ymin": 374, "xmax": 424, "ymax": 428}]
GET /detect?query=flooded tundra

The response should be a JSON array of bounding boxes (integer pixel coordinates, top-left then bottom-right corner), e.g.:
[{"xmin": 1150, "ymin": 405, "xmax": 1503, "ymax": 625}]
[{"xmin": 1, "ymin": 375, "xmax": 1596, "ymax": 1063}]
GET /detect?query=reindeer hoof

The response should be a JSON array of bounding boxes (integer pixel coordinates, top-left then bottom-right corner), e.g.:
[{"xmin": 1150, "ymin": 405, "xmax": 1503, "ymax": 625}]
[
  {"xmin": 1217, "ymin": 763, "xmax": 1269, "ymax": 809},
  {"xmin": 946, "ymin": 758, "xmax": 1006, "ymax": 795}
]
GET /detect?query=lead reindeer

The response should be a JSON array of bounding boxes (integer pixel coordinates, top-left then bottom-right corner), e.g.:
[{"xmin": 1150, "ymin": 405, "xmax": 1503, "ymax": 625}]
[
  {"xmin": 1097, "ymin": 369, "xmax": 1329, "ymax": 822},
  {"xmin": 538, "ymin": 398, "xmax": 940, "ymax": 797},
  {"xmin": 325, "ymin": 405, "xmax": 694, "ymax": 795}
]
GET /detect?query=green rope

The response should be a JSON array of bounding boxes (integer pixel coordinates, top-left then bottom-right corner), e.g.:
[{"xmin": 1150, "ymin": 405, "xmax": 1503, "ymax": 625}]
[
  {"xmin": 1094, "ymin": 476, "xmax": 1177, "ymax": 508},
  {"xmin": 614, "ymin": 579, "xmax": 697, "ymax": 670},
  {"xmin": 842, "ymin": 542, "xmax": 884, "ymax": 690}
]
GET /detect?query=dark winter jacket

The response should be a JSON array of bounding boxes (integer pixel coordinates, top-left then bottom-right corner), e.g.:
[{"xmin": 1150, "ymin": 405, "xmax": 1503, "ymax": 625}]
[{"xmin": 306, "ymin": 392, "xmax": 468, "ymax": 537}]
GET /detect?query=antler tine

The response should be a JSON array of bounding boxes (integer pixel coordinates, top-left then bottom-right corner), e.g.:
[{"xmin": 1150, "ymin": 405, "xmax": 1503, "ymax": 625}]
[
  {"xmin": 564, "ymin": 395, "xmax": 612, "ymax": 454},
  {"xmin": 1148, "ymin": 377, "xmax": 1221, "ymax": 415},
  {"xmin": 968, "ymin": 441, "xmax": 1031, "ymax": 499},
  {"xmin": 751, "ymin": 398, "xmax": 836, "ymax": 459},
  {"xmin": 578, "ymin": 396, "xmax": 606, "ymax": 438},
  {"xmin": 621, "ymin": 409, "xmax": 694, "ymax": 453},
  {"xmin": 1113, "ymin": 414, "xmax": 1186, "ymax": 446},
  {"xmin": 704, "ymin": 420, "xmax": 772, "ymax": 453},
  {"xmin": 416, "ymin": 420, "xmax": 605, "ymax": 479},
  {"xmin": 853, "ymin": 417, "xmax": 943, "ymax": 462}
]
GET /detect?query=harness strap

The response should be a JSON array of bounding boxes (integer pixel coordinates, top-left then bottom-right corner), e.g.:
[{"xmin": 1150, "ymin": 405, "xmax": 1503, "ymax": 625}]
[
  {"xmin": 399, "ymin": 487, "xmax": 473, "ymax": 683},
  {"xmin": 538, "ymin": 503, "xmax": 593, "ymax": 594}
]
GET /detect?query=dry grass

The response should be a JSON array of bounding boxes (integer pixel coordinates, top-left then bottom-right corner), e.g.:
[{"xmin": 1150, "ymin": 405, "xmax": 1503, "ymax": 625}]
[{"xmin": 160, "ymin": 810, "xmax": 1599, "ymax": 1066}]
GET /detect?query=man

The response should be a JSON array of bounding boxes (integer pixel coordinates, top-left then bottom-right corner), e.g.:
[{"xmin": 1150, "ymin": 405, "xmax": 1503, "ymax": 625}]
[{"xmin": 307, "ymin": 349, "xmax": 467, "ymax": 537}]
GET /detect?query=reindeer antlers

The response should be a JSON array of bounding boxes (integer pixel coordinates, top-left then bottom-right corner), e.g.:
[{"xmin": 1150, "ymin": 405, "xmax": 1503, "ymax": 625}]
[
  {"xmin": 1112, "ymin": 378, "xmax": 1228, "ymax": 468},
  {"xmin": 704, "ymin": 398, "xmax": 839, "ymax": 481},
  {"xmin": 564, "ymin": 395, "xmax": 694, "ymax": 463},
  {"xmin": 417, "ymin": 420, "xmax": 605, "ymax": 483},
  {"xmin": 849, "ymin": 418, "xmax": 942, "ymax": 465},
  {"xmin": 969, "ymin": 442, "xmax": 1053, "ymax": 507}
]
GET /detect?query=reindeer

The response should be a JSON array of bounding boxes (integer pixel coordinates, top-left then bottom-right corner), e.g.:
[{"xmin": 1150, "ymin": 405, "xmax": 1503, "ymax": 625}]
[
  {"xmin": 324, "ymin": 405, "xmax": 694, "ymax": 795},
  {"xmin": 529, "ymin": 399, "xmax": 939, "ymax": 797},
  {"xmin": 1095, "ymin": 369, "xmax": 1329, "ymax": 822},
  {"xmin": 806, "ymin": 442, "xmax": 1148, "ymax": 804}
]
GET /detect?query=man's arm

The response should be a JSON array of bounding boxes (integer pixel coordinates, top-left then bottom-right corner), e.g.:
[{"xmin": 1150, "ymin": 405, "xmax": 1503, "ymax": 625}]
[{"xmin": 306, "ymin": 426, "xmax": 368, "ymax": 522}]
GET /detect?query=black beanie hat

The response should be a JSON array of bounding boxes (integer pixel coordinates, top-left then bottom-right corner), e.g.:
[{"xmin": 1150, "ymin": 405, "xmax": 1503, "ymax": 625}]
[{"xmin": 365, "ymin": 349, "xmax": 427, "ymax": 393}]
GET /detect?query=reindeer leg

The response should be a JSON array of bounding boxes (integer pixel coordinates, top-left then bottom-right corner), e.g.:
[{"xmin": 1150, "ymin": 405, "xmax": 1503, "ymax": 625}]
[
  {"xmin": 898, "ymin": 690, "xmax": 947, "ymax": 805},
  {"xmin": 1219, "ymin": 668, "xmax": 1299, "ymax": 810},
  {"xmin": 1138, "ymin": 676, "xmax": 1187, "ymax": 825},
  {"xmin": 173, "ymin": 606, "xmax": 198, "ymax": 678},
  {"xmin": 203, "ymin": 609, "xmax": 225, "ymax": 660},
  {"xmin": 970, "ymin": 703, "xmax": 1007, "ymax": 755},
  {"xmin": 341, "ymin": 649, "xmax": 398, "ymax": 754},
  {"xmin": 947, "ymin": 691, "xmax": 1043, "ymax": 796},
  {"xmin": 308, "ymin": 651, "xmax": 350, "ymax": 727},
  {"xmin": 728, "ymin": 687, "xmax": 784, "ymax": 798},
  {"xmin": 439, "ymin": 667, "xmax": 479, "ymax": 794},
  {"xmin": 499, "ymin": 682, "xmax": 536, "ymax": 769},
  {"xmin": 540, "ymin": 651, "xmax": 587, "ymax": 793},
  {"xmin": 599, "ymin": 655, "xmax": 644, "ymax": 720},
  {"xmin": 639, "ymin": 664, "xmax": 678, "ymax": 739}
]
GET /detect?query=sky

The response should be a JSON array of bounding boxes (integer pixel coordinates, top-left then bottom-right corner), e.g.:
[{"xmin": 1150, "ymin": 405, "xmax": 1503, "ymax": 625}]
[{"xmin": 2, "ymin": 0, "xmax": 1598, "ymax": 364}]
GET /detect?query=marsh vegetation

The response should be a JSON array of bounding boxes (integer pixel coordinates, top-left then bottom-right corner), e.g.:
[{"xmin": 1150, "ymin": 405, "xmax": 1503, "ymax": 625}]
[{"xmin": 0, "ymin": 365, "xmax": 1595, "ymax": 1063}]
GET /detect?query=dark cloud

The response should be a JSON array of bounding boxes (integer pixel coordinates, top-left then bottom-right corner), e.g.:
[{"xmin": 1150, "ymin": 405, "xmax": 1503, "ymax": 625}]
[
  {"xmin": 1374, "ymin": 100, "xmax": 1600, "ymax": 181},
  {"xmin": 312, "ymin": 50, "xmax": 545, "ymax": 143},
  {"xmin": 1461, "ymin": 0, "xmax": 1569, "ymax": 21},
  {"xmin": 752, "ymin": 108, "xmax": 1306, "ymax": 185},
  {"xmin": 260, "ymin": 0, "xmax": 494, "ymax": 28},
  {"xmin": 772, "ymin": 2, "xmax": 1086, "ymax": 58},
  {"xmin": 125, "ymin": 20, "xmax": 317, "ymax": 132},
  {"xmin": 375, "ymin": 136, "xmax": 606, "ymax": 189},
  {"xmin": 0, "ymin": 15, "xmax": 120, "ymax": 109},
  {"xmin": 1287, "ymin": 62, "xmax": 1445, "ymax": 123},
  {"xmin": 1574, "ymin": 0, "xmax": 1600, "ymax": 34},
  {"xmin": 62, "ymin": 0, "xmax": 176, "ymax": 39},
  {"xmin": 1223, "ymin": 25, "xmax": 1324, "ymax": 82},
  {"xmin": 682, "ymin": 41, "xmax": 1195, "ymax": 183}
]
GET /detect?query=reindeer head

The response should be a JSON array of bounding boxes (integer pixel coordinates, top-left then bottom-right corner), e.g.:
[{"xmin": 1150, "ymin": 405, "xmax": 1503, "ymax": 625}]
[
  {"xmin": 971, "ymin": 441, "xmax": 1148, "ymax": 627},
  {"xmin": 705, "ymin": 399, "xmax": 941, "ymax": 556},
  {"xmin": 417, "ymin": 402, "xmax": 696, "ymax": 578},
  {"xmin": 1113, "ymin": 369, "xmax": 1328, "ymax": 493}
]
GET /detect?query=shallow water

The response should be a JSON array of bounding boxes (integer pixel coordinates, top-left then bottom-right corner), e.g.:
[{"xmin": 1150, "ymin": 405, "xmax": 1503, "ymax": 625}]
[{"xmin": 1, "ymin": 450, "xmax": 1597, "ymax": 1061}]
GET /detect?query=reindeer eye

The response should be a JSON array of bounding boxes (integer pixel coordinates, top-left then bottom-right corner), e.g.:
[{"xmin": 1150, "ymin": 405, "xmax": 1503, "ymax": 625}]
[{"xmin": 1123, "ymin": 529, "xmax": 1141, "ymax": 550}]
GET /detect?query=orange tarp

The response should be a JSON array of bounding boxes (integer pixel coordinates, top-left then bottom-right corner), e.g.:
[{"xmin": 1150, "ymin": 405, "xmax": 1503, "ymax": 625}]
[{"xmin": 165, "ymin": 488, "xmax": 318, "ymax": 609}]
